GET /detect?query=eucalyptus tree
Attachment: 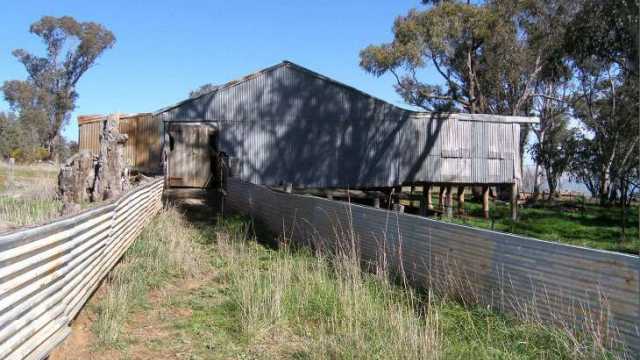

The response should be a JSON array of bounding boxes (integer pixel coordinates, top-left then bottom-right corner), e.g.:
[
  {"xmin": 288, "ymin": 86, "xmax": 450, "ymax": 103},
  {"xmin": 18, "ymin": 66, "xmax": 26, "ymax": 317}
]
[
  {"xmin": 3, "ymin": 16, "xmax": 115, "ymax": 161},
  {"xmin": 566, "ymin": 0, "xmax": 639, "ymax": 205},
  {"xmin": 359, "ymin": 0, "xmax": 573, "ymax": 194}
]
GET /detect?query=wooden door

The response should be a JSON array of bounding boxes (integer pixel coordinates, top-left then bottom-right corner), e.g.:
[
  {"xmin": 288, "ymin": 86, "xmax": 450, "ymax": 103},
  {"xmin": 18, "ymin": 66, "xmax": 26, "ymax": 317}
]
[{"xmin": 167, "ymin": 124, "xmax": 215, "ymax": 188}]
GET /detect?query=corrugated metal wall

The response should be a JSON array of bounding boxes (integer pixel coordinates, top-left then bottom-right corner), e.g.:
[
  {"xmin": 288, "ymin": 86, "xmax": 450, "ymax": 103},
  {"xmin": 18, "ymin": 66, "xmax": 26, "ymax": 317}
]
[
  {"xmin": 78, "ymin": 121, "xmax": 102, "ymax": 154},
  {"xmin": 78, "ymin": 114, "xmax": 162, "ymax": 174},
  {"xmin": 156, "ymin": 63, "xmax": 527, "ymax": 188},
  {"xmin": 0, "ymin": 179, "xmax": 164, "ymax": 359},
  {"xmin": 226, "ymin": 178, "xmax": 640, "ymax": 356}
]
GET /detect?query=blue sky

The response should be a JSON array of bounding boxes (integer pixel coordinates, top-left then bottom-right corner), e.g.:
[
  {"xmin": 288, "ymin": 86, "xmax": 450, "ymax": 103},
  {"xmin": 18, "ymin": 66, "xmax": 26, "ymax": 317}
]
[{"xmin": 0, "ymin": 0, "xmax": 440, "ymax": 141}]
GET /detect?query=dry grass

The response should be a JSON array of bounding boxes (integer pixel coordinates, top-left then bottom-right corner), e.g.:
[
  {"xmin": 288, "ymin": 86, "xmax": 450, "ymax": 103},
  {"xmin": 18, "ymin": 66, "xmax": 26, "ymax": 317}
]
[
  {"xmin": 209, "ymin": 218, "xmax": 439, "ymax": 359},
  {"xmin": 0, "ymin": 162, "xmax": 61, "ymax": 231},
  {"xmin": 76, "ymin": 205, "xmax": 631, "ymax": 359},
  {"xmin": 198, "ymin": 215, "xmax": 629, "ymax": 359},
  {"xmin": 91, "ymin": 207, "xmax": 206, "ymax": 347}
]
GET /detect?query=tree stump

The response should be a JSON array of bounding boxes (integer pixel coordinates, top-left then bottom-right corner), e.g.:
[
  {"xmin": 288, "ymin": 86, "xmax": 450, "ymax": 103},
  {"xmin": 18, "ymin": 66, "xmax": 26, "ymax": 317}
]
[
  {"xmin": 92, "ymin": 114, "xmax": 129, "ymax": 201},
  {"xmin": 57, "ymin": 113, "xmax": 129, "ymax": 214},
  {"xmin": 58, "ymin": 150, "xmax": 96, "ymax": 215}
]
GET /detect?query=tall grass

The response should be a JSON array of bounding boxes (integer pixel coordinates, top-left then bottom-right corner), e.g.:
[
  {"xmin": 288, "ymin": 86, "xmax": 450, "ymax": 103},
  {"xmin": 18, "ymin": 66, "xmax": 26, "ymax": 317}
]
[
  {"xmin": 213, "ymin": 222, "xmax": 438, "ymax": 359},
  {"xmin": 92, "ymin": 207, "xmax": 205, "ymax": 347},
  {"xmin": 0, "ymin": 165, "xmax": 60, "ymax": 229},
  {"xmin": 209, "ymin": 215, "xmax": 620, "ymax": 359}
]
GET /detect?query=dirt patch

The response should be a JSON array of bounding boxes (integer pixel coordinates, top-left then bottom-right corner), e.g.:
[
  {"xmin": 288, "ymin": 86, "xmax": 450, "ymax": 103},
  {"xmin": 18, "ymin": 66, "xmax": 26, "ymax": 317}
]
[
  {"xmin": 50, "ymin": 275, "xmax": 210, "ymax": 360},
  {"xmin": 49, "ymin": 286, "xmax": 116, "ymax": 360}
]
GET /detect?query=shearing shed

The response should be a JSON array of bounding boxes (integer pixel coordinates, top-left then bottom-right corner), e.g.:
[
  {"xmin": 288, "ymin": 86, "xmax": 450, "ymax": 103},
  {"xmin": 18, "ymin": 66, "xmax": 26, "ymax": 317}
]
[
  {"xmin": 154, "ymin": 61, "xmax": 537, "ymax": 196},
  {"xmin": 77, "ymin": 61, "xmax": 538, "ymax": 216}
]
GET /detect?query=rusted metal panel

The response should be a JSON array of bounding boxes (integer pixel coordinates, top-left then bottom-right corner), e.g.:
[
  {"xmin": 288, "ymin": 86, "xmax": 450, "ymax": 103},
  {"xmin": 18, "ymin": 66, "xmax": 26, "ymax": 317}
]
[
  {"xmin": 155, "ymin": 61, "xmax": 536, "ymax": 188},
  {"xmin": 77, "ymin": 113, "xmax": 161, "ymax": 174},
  {"xmin": 226, "ymin": 178, "xmax": 640, "ymax": 356},
  {"xmin": 0, "ymin": 178, "xmax": 164, "ymax": 359}
]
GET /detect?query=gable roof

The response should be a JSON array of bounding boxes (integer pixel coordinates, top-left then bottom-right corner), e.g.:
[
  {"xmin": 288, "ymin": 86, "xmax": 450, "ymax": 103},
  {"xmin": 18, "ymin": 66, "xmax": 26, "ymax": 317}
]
[{"xmin": 153, "ymin": 61, "xmax": 538, "ymax": 124}]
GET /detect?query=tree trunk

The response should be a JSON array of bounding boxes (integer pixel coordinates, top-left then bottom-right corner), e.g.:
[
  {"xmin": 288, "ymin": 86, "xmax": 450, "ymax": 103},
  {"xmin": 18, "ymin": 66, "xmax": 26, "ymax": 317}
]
[
  {"xmin": 91, "ymin": 114, "xmax": 129, "ymax": 201},
  {"xmin": 532, "ymin": 163, "xmax": 542, "ymax": 201},
  {"xmin": 599, "ymin": 167, "xmax": 611, "ymax": 206}
]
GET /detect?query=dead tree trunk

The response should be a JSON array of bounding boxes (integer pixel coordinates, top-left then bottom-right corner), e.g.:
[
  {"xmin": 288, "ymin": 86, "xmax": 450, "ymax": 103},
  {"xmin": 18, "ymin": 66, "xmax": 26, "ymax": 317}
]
[
  {"xmin": 92, "ymin": 114, "xmax": 129, "ymax": 201},
  {"xmin": 58, "ymin": 113, "xmax": 129, "ymax": 214}
]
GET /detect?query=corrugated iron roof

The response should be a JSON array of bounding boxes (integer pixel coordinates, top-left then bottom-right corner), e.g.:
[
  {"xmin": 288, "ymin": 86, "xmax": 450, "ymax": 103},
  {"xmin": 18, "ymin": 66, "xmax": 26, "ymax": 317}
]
[{"xmin": 153, "ymin": 61, "xmax": 538, "ymax": 124}]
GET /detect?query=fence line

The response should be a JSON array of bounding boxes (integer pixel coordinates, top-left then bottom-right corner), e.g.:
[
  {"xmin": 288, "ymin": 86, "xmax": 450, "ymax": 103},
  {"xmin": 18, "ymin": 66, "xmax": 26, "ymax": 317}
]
[
  {"xmin": 0, "ymin": 178, "xmax": 163, "ymax": 360},
  {"xmin": 226, "ymin": 178, "xmax": 640, "ymax": 355}
]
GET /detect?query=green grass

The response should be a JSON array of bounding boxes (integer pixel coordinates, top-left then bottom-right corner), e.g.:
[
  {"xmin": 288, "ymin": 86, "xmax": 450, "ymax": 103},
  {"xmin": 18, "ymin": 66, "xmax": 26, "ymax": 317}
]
[
  {"xmin": 85, "ymin": 208, "xmax": 627, "ymax": 359},
  {"xmin": 164, "ymin": 215, "xmax": 620, "ymax": 359},
  {"xmin": 442, "ymin": 199, "xmax": 640, "ymax": 254}
]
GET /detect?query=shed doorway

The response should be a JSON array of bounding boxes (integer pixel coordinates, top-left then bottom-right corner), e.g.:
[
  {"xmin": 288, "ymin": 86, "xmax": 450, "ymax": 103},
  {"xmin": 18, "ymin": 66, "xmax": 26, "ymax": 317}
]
[{"xmin": 167, "ymin": 123, "xmax": 219, "ymax": 188}]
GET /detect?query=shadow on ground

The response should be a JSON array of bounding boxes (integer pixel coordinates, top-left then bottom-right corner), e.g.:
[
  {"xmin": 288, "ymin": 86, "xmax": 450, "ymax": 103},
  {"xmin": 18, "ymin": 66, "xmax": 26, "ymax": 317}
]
[{"xmin": 163, "ymin": 190, "xmax": 223, "ymax": 225}]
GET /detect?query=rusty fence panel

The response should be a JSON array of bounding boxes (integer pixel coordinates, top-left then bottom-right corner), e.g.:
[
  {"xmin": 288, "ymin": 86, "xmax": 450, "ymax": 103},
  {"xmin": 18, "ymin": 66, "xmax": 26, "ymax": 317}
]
[
  {"xmin": 226, "ymin": 178, "xmax": 640, "ymax": 355},
  {"xmin": 0, "ymin": 178, "xmax": 163, "ymax": 360}
]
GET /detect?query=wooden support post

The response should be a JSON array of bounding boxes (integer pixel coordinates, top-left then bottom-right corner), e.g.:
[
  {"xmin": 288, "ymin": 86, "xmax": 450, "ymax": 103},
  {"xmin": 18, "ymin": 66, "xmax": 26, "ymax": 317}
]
[
  {"xmin": 457, "ymin": 185, "xmax": 465, "ymax": 215},
  {"xmin": 420, "ymin": 184, "xmax": 432, "ymax": 216},
  {"xmin": 438, "ymin": 186, "xmax": 446, "ymax": 212},
  {"xmin": 425, "ymin": 184, "xmax": 433, "ymax": 210},
  {"xmin": 482, "ymin": 186, "xmax": 490, "ymax": 219},
  {"xmin": 510, "ymin": 182, "xmax": 518, "ymax": 221},
  {"xmin": 445, "ymin": 185, "xmax": 453, "ymax": 217},
  {"xmin": 285, "ymin": 183, "xmax": 292, "ymax": 193},
  {"xmin": 410, "ymin": 185, "xmax": 415, "ymax": 208}
]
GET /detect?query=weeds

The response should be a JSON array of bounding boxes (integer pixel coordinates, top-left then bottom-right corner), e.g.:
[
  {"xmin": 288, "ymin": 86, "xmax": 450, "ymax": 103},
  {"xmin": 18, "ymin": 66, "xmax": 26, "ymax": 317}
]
[
  {"xmin": 198, "ymin": 215, "xmax": 615, "ymax": 359},
  {"xmin": 91, "ymin": 207, "xmax": 205, "ymax": 347},
  {"xmin": 0, "ymin": 162, "xmax": 61, "ymax": 230},
  {"xmin": 85, "ymin": 207, "xmax": 629, "ymax": 359}
]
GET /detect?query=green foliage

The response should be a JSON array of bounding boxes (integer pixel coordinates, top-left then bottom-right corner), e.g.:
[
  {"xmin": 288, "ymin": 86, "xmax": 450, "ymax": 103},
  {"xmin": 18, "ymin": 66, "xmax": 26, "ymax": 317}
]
[
  {"xmin": 362, "ymin": 0, "xmax": 639, "ymax": 207},
  {"xmin": 359, "ymin": 0, "xmax": 561, "ymax": 115},
  {"xmin": 530, "ymin": 116, "xmax": 579, "ymax": 195},
  {"xmin": 0, "ymin": 111, "xmax": 51, "ymax": 162}
]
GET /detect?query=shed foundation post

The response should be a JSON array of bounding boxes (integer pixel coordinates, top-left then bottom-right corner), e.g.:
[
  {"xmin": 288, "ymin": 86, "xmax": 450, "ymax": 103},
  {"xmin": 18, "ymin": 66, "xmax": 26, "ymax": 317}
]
[
  {"xmin": 438, "ymin": 186, "xmax": 446, "ymax": 212},
  {"xmin": 445, "ymin": 185, "xmax": 453, "ymax": 218},
  {"xmin": 482, "ymin": 186, "xmax": 490, "ymax": 219},
  {"xmin": 457, "ymin": 186, "xmax": 465, "ymax": 215},
  {"xmin": 510, "ymin": 182, "xmax": 518, "ymax": 221},
  {"xmin": 420, "ymin": 184, "xmax": 432, "ymax": 216}
]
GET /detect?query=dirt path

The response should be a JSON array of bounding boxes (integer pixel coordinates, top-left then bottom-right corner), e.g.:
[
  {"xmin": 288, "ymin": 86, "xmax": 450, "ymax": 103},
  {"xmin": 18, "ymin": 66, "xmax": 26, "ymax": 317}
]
[
  {"xmin": 51, "ymin": 272, "xmax": 214, "ymax": 360},
  {"xmin": 51, "ymin": 198, "xmax": 220, "ymax": 360}
]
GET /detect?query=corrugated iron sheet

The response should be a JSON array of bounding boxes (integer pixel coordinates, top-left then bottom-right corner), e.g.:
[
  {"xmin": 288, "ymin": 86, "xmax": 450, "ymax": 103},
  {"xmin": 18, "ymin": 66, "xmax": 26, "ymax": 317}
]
[
  {"xmin": 0, "ymin": 179, "xmax": 163, "ymax": 359},
  {"xmin": 156, "ymin": 62, "xmax": 532, "ymax": 188},
  {"xmin": 226, "ymin": 178, "xmax": 640, "ymax": 356}
]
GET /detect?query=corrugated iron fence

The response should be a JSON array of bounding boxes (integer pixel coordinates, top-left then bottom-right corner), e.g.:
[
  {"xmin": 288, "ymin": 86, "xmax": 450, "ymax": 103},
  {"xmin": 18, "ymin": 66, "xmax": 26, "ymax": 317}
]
[
  {"xmin": 226, "ymin": 178, "xmax": 640, "ymax": 355},
  {"xmin": 0, "ymin": 178, "xmax": 163, "ymax": 360}
]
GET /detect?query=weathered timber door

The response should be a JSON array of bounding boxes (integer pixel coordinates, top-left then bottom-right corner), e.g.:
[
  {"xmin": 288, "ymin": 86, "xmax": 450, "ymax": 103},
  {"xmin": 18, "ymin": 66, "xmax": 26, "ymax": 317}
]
[{"xmin": 167, "ymin": 124, "xmax": 216, "ymax": 188}]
